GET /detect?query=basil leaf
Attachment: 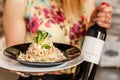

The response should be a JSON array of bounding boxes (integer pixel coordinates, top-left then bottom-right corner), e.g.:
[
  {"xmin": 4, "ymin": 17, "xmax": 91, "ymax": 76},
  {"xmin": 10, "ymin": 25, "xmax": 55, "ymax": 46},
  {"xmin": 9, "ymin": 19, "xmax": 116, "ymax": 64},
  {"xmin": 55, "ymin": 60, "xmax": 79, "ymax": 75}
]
[
  {"xmin": 39, "ymin": 32, "xmax": 48, "ymax": 45},
  {"xmin": 34, "ymin": 30, "xmax": 49, "ymax": 45},
  {"xmin": 42, "ymin": 44, "xmax": 51, "ymax": 49},
  {"xmin": 34, "ymin": 36, "xmax": 38, "ymax": 44}
]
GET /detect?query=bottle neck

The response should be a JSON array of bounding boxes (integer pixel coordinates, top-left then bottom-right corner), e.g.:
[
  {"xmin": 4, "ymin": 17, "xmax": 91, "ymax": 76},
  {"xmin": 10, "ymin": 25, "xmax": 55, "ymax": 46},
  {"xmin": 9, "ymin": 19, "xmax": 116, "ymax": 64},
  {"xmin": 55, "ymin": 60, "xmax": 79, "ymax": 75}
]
[
  {"xmin": 94, "ymin": 23, "xmax": 106, "ymax": 31},
  {"xmin": 87, "ymin": 23, "xmax": 107, "ymax": 41}
]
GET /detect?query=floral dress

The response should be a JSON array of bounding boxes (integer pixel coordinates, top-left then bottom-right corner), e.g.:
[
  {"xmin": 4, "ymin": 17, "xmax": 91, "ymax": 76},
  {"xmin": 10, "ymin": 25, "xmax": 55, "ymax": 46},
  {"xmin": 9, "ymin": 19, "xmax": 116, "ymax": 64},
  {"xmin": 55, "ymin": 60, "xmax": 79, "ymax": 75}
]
[{"xmin": 22, "ymin": 0, "xmax": 87, "ymax": 80}]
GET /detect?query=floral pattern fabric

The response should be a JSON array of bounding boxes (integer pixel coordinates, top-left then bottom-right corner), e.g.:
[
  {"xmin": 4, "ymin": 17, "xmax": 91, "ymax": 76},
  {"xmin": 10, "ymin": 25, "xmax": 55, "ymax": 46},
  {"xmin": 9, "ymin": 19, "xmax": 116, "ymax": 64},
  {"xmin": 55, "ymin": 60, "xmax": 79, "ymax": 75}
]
[{"xmin": 24, "ymin": 0, "xmax": 87, "ymax": 77}]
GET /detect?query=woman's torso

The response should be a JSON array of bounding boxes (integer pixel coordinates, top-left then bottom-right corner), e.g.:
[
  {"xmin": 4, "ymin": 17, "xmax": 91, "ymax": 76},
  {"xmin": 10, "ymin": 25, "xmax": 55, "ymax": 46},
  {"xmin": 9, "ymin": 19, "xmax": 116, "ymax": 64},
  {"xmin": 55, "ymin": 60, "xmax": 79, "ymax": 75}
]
[
  {"xmin": 24, "ymin": 0, "xmax": 87, "ymax": 48},
  {"xmin": 23, "ymin": 0, "xmax": 87, "ymax": 79}
]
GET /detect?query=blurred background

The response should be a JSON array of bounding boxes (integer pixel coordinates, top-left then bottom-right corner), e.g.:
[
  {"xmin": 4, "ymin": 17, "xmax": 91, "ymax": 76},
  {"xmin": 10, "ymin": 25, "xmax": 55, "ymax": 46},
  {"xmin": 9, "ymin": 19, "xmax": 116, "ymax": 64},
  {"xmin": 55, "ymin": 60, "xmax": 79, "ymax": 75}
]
[{"xmin": 0, "ymin": 0, "xmax": 120, "ymax": 80}]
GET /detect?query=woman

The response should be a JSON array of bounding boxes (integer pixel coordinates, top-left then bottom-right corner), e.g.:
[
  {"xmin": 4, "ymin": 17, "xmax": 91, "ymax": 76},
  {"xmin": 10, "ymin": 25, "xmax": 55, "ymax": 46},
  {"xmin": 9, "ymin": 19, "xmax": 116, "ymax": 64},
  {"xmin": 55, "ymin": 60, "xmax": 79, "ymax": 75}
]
[{"xmin": 3, "ymin": 0, "xmax": 112, "ymax": 80}]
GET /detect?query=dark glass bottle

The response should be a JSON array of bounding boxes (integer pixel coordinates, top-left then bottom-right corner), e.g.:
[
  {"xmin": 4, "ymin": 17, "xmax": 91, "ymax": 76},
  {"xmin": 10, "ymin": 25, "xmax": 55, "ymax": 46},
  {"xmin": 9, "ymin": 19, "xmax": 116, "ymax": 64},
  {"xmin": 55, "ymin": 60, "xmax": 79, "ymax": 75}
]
[
  {"xmin": 74, "ymin": 23, "xmax": 107, "ymax": 80},
  {"xmin": 74, "ymin": 2, "xmax": 110, "ymax": 80}
]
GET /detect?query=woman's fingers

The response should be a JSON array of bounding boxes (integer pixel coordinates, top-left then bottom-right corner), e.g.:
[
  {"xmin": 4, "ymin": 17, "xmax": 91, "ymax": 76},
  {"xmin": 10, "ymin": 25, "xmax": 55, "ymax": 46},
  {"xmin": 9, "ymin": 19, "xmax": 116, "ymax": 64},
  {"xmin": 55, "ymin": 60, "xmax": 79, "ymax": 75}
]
[
  {"xmin": 97, "ymin": 22, "xmax": 110, "ymax": 29},
  {"xmin": 16, "ymin": 71, "xmax": 30, "ymax": 77},
  {"xmin": 94, "ymin": 17, "xmax": 111, "ymax": 24},
  {"xmin": 90, "ymin": 2, "xmax": 113, "ymax": 29},
  {"xmin": 13, "ymin": 71, "xmax": 59, "ymax": 77},
  {"xmin": 94, "ymin": 17, "xmax": 111, "ymax": 29},
  {"xmin": 97, "ymin": 12, "xmax": 112, "ymax": 19},
  {"xmin": 102, "ymin": 6, "xmax": 113, "ymax": 13},
  {"xmin": 30, "ymin": 72, "xmax": 45, "ymax": 76},
  {"xmin": 96, "ymin": 6, "xmax": 112, "ymax": 29},
  {"xmin": 15, "ymin": 71, "xmax": 46, "ymax": 77}
]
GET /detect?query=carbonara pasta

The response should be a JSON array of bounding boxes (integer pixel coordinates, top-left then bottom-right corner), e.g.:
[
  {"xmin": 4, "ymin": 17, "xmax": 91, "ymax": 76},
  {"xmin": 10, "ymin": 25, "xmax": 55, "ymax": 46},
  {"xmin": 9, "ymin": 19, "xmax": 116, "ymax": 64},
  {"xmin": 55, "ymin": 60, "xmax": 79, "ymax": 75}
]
[{"xmin": 18, "ymin": 40, "xmax": 66, "ymax": 62}]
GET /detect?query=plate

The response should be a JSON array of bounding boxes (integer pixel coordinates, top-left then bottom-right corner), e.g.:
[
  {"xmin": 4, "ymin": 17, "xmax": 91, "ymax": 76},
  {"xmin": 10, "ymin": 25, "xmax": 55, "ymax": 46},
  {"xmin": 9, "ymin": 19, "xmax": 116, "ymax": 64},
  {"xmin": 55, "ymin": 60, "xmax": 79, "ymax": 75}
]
[
  {"xmin": 0, "ymin": 50, "xmax": 83, "ymax": 72},
  {"xmin": 3, "ymin": 43, "xmax": 81, "ymax": 67}
]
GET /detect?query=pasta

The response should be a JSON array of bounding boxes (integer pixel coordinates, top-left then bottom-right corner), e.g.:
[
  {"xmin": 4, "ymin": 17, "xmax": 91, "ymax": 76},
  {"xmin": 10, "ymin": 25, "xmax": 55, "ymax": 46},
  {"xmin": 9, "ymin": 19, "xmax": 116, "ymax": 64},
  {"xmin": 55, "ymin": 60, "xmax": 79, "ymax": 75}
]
[{"xmin": 18, "ymin": 40, "xmax": 66, "ymax": 62}]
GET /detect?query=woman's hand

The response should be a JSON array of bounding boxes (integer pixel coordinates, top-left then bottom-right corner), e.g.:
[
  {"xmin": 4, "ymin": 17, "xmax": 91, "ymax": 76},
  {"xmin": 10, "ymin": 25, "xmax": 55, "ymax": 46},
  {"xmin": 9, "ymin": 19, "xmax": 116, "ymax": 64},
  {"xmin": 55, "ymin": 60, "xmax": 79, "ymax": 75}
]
[
  {"xmin": 90, "ymin": 2, "xmax": 113, "ymax": 29},
  {"xmin": 10, "ymin": 70, "xmax": 45, "ymax": 77},
  {"xmin": 13, "ymin": 71, "xmax": 60, "ymax": 77},
  {"xmin": 17, "ymin": 71, "xmax": 46, "ymax": 77}
]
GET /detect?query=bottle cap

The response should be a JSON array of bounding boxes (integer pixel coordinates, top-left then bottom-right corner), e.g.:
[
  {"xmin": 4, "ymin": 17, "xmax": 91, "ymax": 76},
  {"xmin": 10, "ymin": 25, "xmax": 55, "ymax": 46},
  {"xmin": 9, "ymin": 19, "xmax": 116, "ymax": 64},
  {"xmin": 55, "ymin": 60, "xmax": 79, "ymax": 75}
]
[{"xmin": 101, "ymin": 2, "xmax": 110, "ymax": 7}]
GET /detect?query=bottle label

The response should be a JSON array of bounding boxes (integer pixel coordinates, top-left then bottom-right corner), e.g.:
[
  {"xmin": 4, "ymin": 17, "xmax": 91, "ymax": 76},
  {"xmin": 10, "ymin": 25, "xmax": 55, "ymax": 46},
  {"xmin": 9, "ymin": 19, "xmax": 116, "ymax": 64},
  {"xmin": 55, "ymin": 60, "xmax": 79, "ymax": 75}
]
[{"xmin": 81, "ymin": 36, "xmax": 104, "ymax": 64}]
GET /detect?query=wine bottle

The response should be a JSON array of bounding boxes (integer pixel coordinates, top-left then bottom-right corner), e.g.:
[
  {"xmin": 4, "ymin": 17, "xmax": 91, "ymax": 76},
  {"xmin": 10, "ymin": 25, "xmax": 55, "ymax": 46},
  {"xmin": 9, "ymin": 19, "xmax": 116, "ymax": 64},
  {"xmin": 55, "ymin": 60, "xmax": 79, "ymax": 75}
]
[
  {"xmin": 75, "ymin": 2, "xmax": 110, "ymax": 80},
  {"xmin": 81, "ymin": 23, "xmax": 107, "ymax": 80},
  {"xmin": 82, "ymin": 23, "xmax": 107, "ymax": 64}
]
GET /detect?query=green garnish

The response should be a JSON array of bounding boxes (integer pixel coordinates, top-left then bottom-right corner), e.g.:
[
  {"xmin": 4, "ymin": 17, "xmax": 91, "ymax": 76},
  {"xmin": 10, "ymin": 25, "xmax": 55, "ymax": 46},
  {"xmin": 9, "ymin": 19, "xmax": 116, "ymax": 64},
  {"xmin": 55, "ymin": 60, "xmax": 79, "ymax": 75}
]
[
  {"xmin": 34, "ymin": 30, "xmax": 51, "ymax": 49},
  {"xmin": 42, "ymin": 44, "xmax": 51, "ymax": 49}
]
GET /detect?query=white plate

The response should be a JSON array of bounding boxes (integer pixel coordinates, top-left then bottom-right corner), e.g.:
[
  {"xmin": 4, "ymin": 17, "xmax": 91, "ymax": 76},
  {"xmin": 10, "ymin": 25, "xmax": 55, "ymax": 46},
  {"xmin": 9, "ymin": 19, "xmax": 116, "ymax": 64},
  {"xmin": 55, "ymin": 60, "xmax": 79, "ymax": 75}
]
[{"xmin": 0, "ymin": 51, "xmax": 84, "ymax": 72}]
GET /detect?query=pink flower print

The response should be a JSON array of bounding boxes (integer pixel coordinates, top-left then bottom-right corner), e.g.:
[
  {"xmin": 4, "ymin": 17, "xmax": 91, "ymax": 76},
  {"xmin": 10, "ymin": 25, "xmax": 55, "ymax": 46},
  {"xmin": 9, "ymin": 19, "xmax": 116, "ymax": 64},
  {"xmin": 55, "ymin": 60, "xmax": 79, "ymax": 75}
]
[
  {"xmin": 52, "ymin": 16, "xmax": 60, "ymax": 24},
  {"xmin": 70, "ymin": 33, "xmax": 75, "ymax": 40},
  {"xmin": 44, "ymin": 13, "xmax": 50, "ymax": 18},
  {"xmin": 51, "ymin": 5, "xmax": 56, "ymax": 9},
  {"xmin": 50, "ymin": 19, "xmax": 56, "ymax": 24},
  {"xmin": 70, "ymin": 23, "xmax": 81, "ymax": 38},
  {"xmin": 70, "ymin": 23, "xmax": 81, "ymax": 45},
  {"xmin": 38, "ymin": 10, "xmax": 41, "ymax": 15},
  {"xmin": 45, "ymin": 21, "xmax": 51, "ymax": 28},
  {"xmin": 78, "ymin": 16, "xmax": 85, "ymax": 25},
  {"xmin": 49, "ymin": 9, "xmax": 55, "ymax": 16},
  {"xmin": 42, "ymin": 5, "xmax": 65, "ymax": 26},
  {"xmin": 34, "ymin": 6, "xmax": 40, "ymax": 10},
  {"xmin": 34, "ymin": 6, "xmax": 41, "ymax": 15},
  {"xmin": 81, "ymin": 24, "xmax": 86, "ymax": 36},
  {"xmin": 76, "ymin": 17, "xmax": 87, "ymax": 36},
  {"xmin": 56, "ymin": 11, "xmax": 65, "ymax": 23},
  {"xmin": 73, "ymin": 23, "xmax": 80, "ymax": 34},
  {"xmin": 50, "ymin": 10, "xmax": 65, "ymax": 24},
  {"xmin": 70, "ymin": 27, "xmax": 75, "ymax": 40},
  {"xmin": 27, "ymin": 14, "xmax": 43, "ymax": 33},
  {"xmin": 74, "ymin": 40, "xmax": 79, "ymax": 45},
  {"xmin": 69, "ymin": 16, "xmax": 87, "ymax": 45},
  {"xmin": 43, "ymin": 8, "xmax": 50, "ymax": 18}
]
